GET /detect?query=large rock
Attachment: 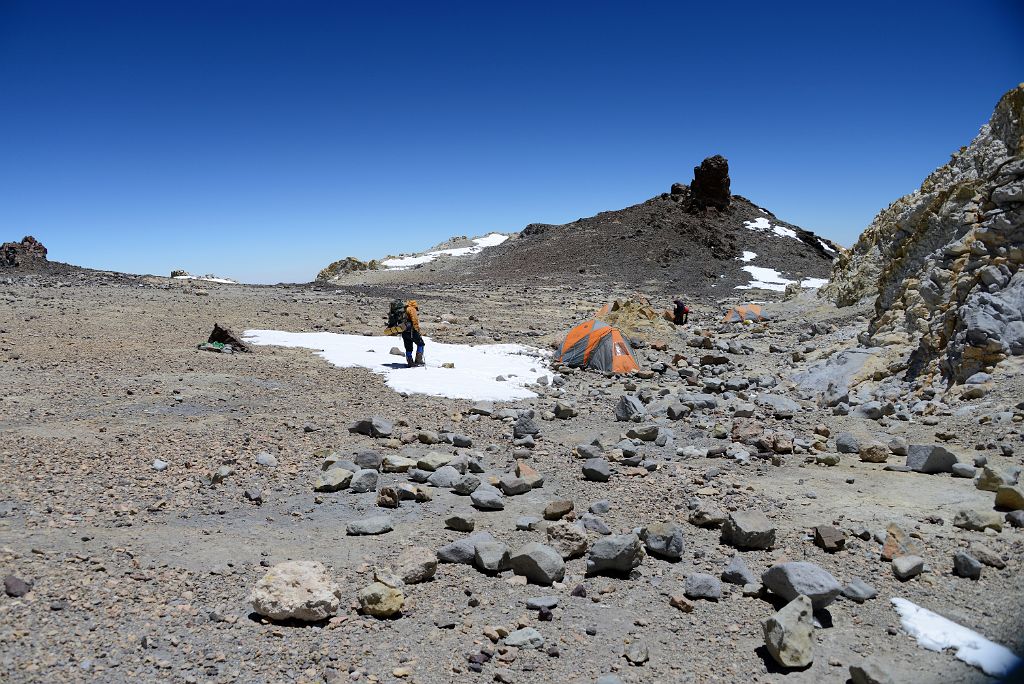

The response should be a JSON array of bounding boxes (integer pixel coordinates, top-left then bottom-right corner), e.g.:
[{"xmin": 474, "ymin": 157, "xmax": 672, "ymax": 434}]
[
  {"xmin": 250, "ymin": 561, "xmax": 343, "ymax": 622},
  {"xmin": 437, "ymin": 532, "xmax": 495, "ymax": 565},
  {"xmin": 586, "ymin": 533, "xmax": 644, "ymax": 576},
  {"xmin": 995, "ymin": 485, "xmax": 1024, "ymax": 510},
  {"xmin": 582, "ymin": 458, "xmax": 611, "ymax": 482},
  {"xmin": 761, "ymin": 562, "xmax": 842, "ymax": 610},
  {"xmin": 615, "ymin": 395, "xmax": 646, "ymax": 422},
  {"xmin": 357, "ymin": 582, "xmax": 404, "ymax": 618},
  {"xmin": 509, "ymin": 543, "xmax": 565, "ymax": 585},
  {"xmin": 977, "ymin": 465, "xmax": 1019, "ymax": 492},
  {"xmin": 346, "ymin": 515, "xmax": 393, "ymax": 535},
  {"xmin": 721, "ymin": 511, "xmax": 776, "ymax": 550},
  {"xmin": 763, "ymin": 595, "xmax": 814, "ymax": 668},
  {"xmin": 349, "ymin": 416, "xmax": 393, "ymax": 438},
  {"xmin": 822, "ymin": 85, "xmax": 1024, "ymax": 383},
  {"xmin": 0, "ymin": 236, "xmax": 47, "ymax": 267},
  {"xmin": 905, "ymin": 445, "xmax": 959, "ymax": 474},
  {"xmin": 314, "ymin": 468, "xmax": 353, "ymax": 492},
  {"xmin": 689, "ymin": 155, "xmax": 731, "ymax": 210},
  {"xmin": 641, "ymin": 522, "xmax": 684, "ymax": 560},
  {"xmin": 546, "ymin": 521, "xmax": 588, "ymax": 559},
  {"xmin": 396, "ymin": 546, "xmax": 437, "ymax": 584},
  {"xmin": 474, "ymin": 541, "xmax": 512, "ymax": 573}
]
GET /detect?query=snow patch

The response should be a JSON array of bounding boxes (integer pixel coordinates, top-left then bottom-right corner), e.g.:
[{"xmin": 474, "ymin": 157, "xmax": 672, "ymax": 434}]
[
  {"xmin": 739, "ymin": 251, "xmax": 757, "ymax": 262},
  {"xmin": 817, "ymin": 238, "xmax": 836, "ymax": 254},
  {"xmin": 891, "ymin": 598, "xmax": 1021, "ymax": 677},
  {"xmin": 736, "ymin": 267, "xmax": 828, "ymax": 291},
  {"xmin": 743, "ymin": 217, "xmax": 801, "ymax": 241},
  {"xmin": 242, "ymin": 329, "xmax": 549, "ymax": 401},
  {"xmin": 172, "ymin": 275, "xmax": 238, "ymax": 284},
  {"xmin": 382, "ymin": 233, "xmax": 509, "ymax": 270}
]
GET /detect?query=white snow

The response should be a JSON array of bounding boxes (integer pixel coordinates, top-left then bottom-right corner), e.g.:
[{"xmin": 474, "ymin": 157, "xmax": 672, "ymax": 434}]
[
  {"xmin": 736, "ymin": 266, "xmax": 828, "ymax": 291},
  {"xmin": 743, "ymin": 217, "xmax": 801, "ymax": 241},
  {"xmin": 739, "ymin": 251, "xmax": 757, "ymax": 262},
  {"xmin": 381, "ymin": 233, "xmax": 509, "ymax": 270},
  {"xmin": 891, "ymin": 598, "xmax": 1022, "ymax": 677},
  {"xmin": 242, "ymin": 329, "xmax": 550, "ymax": 401},
  {"xmin": 817, "ymin": 238, "xmax": 837, "ymax": 254},
  {"xmin": 172, "ymin": 275, "xmax": 238, "ymax": 284}
]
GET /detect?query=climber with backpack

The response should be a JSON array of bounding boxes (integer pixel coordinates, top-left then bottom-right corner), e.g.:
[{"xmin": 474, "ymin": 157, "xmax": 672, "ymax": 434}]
[{"xmin": 384, "ymin": 299, "xmax": 425, "ymax": 367}]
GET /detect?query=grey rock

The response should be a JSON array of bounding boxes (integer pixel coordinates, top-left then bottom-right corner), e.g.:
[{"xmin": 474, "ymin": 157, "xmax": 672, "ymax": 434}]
[
  {"xmin": 513, "ymin": 415, "xmax": 540, "ymax": 438},
  {"xmin": 353, "ymin": 451, "xmax": 383, "ymax": 470},
  {"xmin": 721, "ymin": 555, "xmax": 756, "ymax": 585},
  {"xmin": 504, "ymin": 627, "xmax": 544, "ymax": 649},
  {"xmin": 471, "ymin": 486, "xmax": 505, "ymax": 511},
  {"xmin": 452, "ymin": 474, "xmax": 481, "ymax": 495},
  {"xmin": 722, "ymin": 511, "xmax": 776, "ymax": 550},
  {"xmin": 684, "ymin": 573, "xmax": 722, "ymax": 600},
  {"xmin": 436, "ymin": 532, "xmax": 495, "ymax": 564},
  {"xmin": 849, "ymin": 659, "xmax": 897, "ymax": 684},
  {"xmin": 474, "ymin": 541, "xmax": 511, "ymax": 573},
  {"xmin": 582, "ymin": 458, "xmax": 611, "ymax": 482},
  {"xmin": 349, "ymin": 469, "xmax": 378, "ymax": 493},
  {"xmin": 892, "ymin": 555, "xmax": 924, "ymax": 581},
  {"xmin": 590, "ymin": 500, "xmax": 611, "ymax": 514},
  {"xmin": 615, "ymin": 395, "xmax": 646, "ymax": 421},
  {"xmin": 498, "ymin": 474, "xmax": 532, "ymax": 496},
  {"xmin": 758, "ymin": 394, "xmax": 800, "ymax": 418},
  {"xmin": 255, "ymin": 452, "xmax": 278, "ymax": 467},
  {"xmin": 579, "ymin": 513, "xmax": 612, "ymax": 535},
  {"xmin": 444, "ymin": 513, "xmax": 475, "ymax": 532},
  {"xmin": 427, "ymin": 465, "xmax": 461, "ymax": 488},
  {"xmin": 314, "ymin": 468, "xmax": 353, "ymax": 492},
  {"xmin": 951, "ymin": 463, "xmax": 976, "ymax": 478},
  {"xmin": 905, "ymin": 444, "xmax": 959, "ymax": 474},
  {"xmin": 836, "ymin": 432, "xmax": 860, "ymax": 454},
  {"xmin": 952, "ymin": 552, "xmax": 982, "ymax": 580},
  {"xmin": 762, "ymin": 562, "xmax": 841, "ymax": 610},
  {"xmin": 586, "ymin": 533, "xmax": 644, "ymax": 576},
  {"xmin": 526, "ymin": 596, "xmax": 559, "ymax": 610},
  {"xmin": 841, "ymin": 578, "xmax": 877, "ymax": 603},
  {"xmin": 509, "ymin": 543, "xmax": 565, "ymax": 585},
  {"xmin": 641, "ymin": 522, "xmax": 684, "ymax": 560},
  {"xmin": 346, "ymin": 515, "xmax": 393, "ymax": 536},
  {"xmin": 349, "ymin": 416, "xmax": 393, "ymax": 438}
]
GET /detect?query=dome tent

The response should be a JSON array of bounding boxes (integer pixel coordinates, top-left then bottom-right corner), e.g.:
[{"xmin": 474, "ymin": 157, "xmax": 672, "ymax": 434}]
[
  {"xmin": 557, "ymin": 319, "xmax": 640, "ymax": 374},
  {"xmin": 721, "ymin": 304, "xmax": 767, "ymax": 323}
]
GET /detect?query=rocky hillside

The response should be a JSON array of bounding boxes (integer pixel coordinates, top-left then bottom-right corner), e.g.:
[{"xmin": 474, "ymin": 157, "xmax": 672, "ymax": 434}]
[
  {"xmin": 321, "ymin": 157, "xmax": 843, "ymax": 295},
  {"xmin": 823, "ymin": 84, "xmax": 1024, "ymax": 383}
]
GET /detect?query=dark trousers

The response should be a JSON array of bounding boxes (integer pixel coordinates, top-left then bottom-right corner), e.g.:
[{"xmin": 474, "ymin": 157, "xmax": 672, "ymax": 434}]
[{"xmin": 402, "ymin": 328, "xmax": 424, "ymax": 354}]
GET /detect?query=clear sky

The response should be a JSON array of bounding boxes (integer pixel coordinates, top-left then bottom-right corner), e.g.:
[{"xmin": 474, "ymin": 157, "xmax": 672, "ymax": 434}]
[{"xmin": 1, "ymin": 1, "xmax": 1021, "ymax": 283}]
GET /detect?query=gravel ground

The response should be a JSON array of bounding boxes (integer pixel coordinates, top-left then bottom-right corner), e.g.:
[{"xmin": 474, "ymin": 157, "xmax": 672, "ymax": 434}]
[{"xmin": 1, "ymin": 271, "xmax": 1021, "ymax": 684}]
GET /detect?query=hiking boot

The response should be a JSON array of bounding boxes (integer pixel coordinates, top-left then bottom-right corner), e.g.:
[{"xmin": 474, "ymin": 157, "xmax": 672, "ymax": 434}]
[
  {"xmin": 405, "ymin": 353, "xmax": 414, "ymax": 368},
  {"xmin": 414, "ymin": 351, "xmax": 424, "ymax": 366}
]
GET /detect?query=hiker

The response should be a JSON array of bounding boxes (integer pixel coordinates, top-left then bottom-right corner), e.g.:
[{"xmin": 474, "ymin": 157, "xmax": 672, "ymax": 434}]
[
  {"xmin": 385, "ymin": 298, "xmax": 425, "ymax": 367},
  {"xmin": 672, "ymin": 299, "xmax": 690, "ymax": 325}
]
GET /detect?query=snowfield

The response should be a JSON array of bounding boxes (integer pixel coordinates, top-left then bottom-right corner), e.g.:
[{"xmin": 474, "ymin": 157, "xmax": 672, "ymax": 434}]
[
  {"xmin": 892, "ymin": 598, "xmax": 1021, "ymax": 677},
  {"xmin": 172, "ymin": 275, "xmax": 238, "ymax": 284},
  {"xmin": 242, "ymin": 329, "xmax": 550, "ymax": 401},
  {"xmin": 736, "ymin": 265, "xmax": 828, "ymax": 291},
  {"xmin": 381, "ymin": 233, "xmax": 509, "ymax": 270}
]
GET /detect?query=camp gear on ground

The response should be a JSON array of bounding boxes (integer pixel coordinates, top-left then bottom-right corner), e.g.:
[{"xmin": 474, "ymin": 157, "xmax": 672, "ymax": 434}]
[
  {"xmin": 558, "ymin": 319, "xmax": 640, "ymax": 373},
  {"xmin": 722, "ymin": 304, "xmax": 766, "ymax": 323}
]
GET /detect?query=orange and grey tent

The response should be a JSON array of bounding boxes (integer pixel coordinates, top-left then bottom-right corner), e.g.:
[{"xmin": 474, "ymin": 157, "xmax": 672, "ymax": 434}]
[
  {"xmin": 722, "ymin": 304, "xmax": 766, "ymax": 323},
  {"xmin": 557, "ymin": 319, "xmax": 640, "ymax": 373}
]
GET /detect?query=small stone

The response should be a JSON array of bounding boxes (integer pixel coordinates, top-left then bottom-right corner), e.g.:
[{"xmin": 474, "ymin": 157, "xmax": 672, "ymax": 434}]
[
  {"xmin": 953, "ymin": 509, "xmax": 1003, "ymax": 532},
  {"xmin": 858, "ymin": 442, "xmax": 889, "ymax": 463},
  {"xmin": 763, "ymin": 595, "xmax": 814, "ymax": 668},
  {"xmin": 546, "ymin": 521, "xmax": 589, "ymax": 560},
  {"xmin": 543, "ymin": 500, "xmax": 574, "ymax": 521},
  {"xmin": 641, "ymin": 522, "xmax": 684, "ymax": 560},
  {"xmin": 841, "ymin": 578, "xmax": 877, "ymax": 603},
  {"xmin": 346, "ymin": 516, "xmax": 393, "ymax": 536},
  {"xmin": 880, "ymin": 523, "xmax": 925, "ymax": 560},
  {"xmin": 721, "ymin": 556, "xmax": 756, "ymax": 585},
  {"xmin": 152, "ymin": 459, "xmax": 169, "ymax": 472},
  {"xmin": 586, "ymin": 533, "xmax": 644, "ymax": 576},
  {"xmin": 835, "ymin": 432, "xmax": 860, "ymax": 454},
  {"xmin": 471, "ymin": 486, "xmax": 505, "ymax": 510},
  {"xmin": 349, "ymin": 469, "xmax": 379, "ymax": 493},
  {"xmin": 582, "ymin": 458, "xmax": 611, "ymax": 482},
  {"xmin": 722, "ymin": 511, "xmax": 776, "ymax": 550},
  {"xmin": 255, "ymin": 452, "xmax": 278, "ymax": 467},
  {"xmin": 813, "ymin": 525, "xmax": 846, "ymax": 552},
  {"xmin": 445, "ymin": 513, "xmax": 476, "ymax": 532},
  {"xmin": 849, "ymin": 659, "xmax": 897, "ymax": 684},
  {"xmin": 623, "ymin": 639, "xmax": 649, "ymax": 665},
  {"xmin": 670, "ymin": 594, "xmax": 694, "ymax": 612},
  {"xmin": 504, "ymin": 627, "xmax": 544, "ymax": 649},
  {"xmin": 952, "ymin": 552, "xmax": 982, "ymax": 580},
  {"xmin": 951, "ymin": 463, "xmax": 976, "ymax": 479},
  {"xmin": 684, "ymin": 573, "xmax": 722, "ymax": 601},
  {"xmin": 357, "ymin": 582, "xmax": 404, "ymax": 618},
  {"xmin": 892, "ymin": 555, "xmax": 924, "ymax": 581},
  {"xmin": 376, "ymin": 487, "xmax": 400, "ymax": 508},
  {"xmin": 3, "ymin": 575, "xmax": 31, "ymax": 598},
  {"xmin": 969, "ymin": 543, "xmax": 1006, "ymax": 569},
  {"xmin": 437, "ymin": 532, "xmax": 495, "ymax": 565},
  {"xmin": 349, "ymin": 416, "xmax": 393, "ymax": 438},
  {"xmin": 397, "ymin": 546, "xmax": 437, "ymax": 584},
  {"xmin": 509, "ymin": 543, "xmax": 565, "ymax": 585},
  {"xmin": 905, "ymin": 444, "xmax": 959, "ymax": 474}
]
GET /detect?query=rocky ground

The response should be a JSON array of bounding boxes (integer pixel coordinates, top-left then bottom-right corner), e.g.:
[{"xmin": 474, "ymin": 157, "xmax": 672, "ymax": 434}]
[{"xmin": 1, "ymin": 269, "xmax": 1022, "ymax": 684}]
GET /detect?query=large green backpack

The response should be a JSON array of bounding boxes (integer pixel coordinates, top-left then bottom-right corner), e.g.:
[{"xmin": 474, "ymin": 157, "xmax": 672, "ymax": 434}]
[{"xmin": 387, "ymin": 300, "xmax": 408, "ymax": 328}]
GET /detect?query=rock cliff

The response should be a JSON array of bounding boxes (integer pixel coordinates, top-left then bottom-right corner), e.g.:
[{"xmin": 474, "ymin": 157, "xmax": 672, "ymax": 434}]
[{"xmin": 823, "ymin": 84, "xmax": 1024, "ymax": 383}]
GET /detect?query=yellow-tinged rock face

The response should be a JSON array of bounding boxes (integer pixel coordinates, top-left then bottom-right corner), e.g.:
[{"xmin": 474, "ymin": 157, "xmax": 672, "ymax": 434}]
[{"xmin": 357, "ymin": 582, "xmax": 404, "ymax": 618}]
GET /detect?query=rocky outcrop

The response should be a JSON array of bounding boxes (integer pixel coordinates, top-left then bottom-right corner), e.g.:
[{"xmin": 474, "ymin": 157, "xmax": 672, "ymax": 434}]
[
  {"xmin": 823, "ymin": 84, "xmax": 1024, "ymax": 383},
  {"xmin": 1, "ymin": 236, "xmax": 47, "ymax": 267},
  {"xmin": 317, "ymin": 256, "xmax": 380, "ymax": 282},
  {"xmin": 688, "ymin": 155, "xmax": 731, "ymax": 209}
]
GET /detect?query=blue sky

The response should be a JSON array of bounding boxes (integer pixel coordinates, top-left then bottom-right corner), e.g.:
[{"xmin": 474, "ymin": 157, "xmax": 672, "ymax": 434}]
[{"xmin": 1, "ymin": 1, "xmax": 1021, "ymax": 283}]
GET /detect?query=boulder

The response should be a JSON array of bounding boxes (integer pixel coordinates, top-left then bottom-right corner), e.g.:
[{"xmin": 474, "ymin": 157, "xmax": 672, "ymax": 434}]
[
  {"xmin": 905, "ymin": 445, "xmax": 959, "ymax": 474},
  {"xmin": 437, "ymin": 532, "xmax": 495, "ymax": 565},
  {"xmin": 586, "ymin": 533, "xmax": 644, "ymax": 576},
  {"xmin": 684, "ymin": 573, "xmax": 722, "ymax": 601},
  {"xmin": 357, "ymin": 582, "xmax": 404, "ymax": 618},
  {"xmin": 892, "ymin": 555, "xmax": 924, "ymax": 581},
  {"xmin": 509, "ymin": 543, "xmax": 565, "ymax": 585},
  {"xmin": 314, "ymin": 468, "xmax": 353, "ymax": 492},
  {"xmin": 349, "ymin": 469, "xmax": 378, "ymax": 493},
  {"xmin": 762, "ymin": 562, "xmax": 841, "ymax": 610},
  {"xmin": 582, "ymin": 458, "xmax": 611, "ymax": 482},
  {"xmin": 952, "ymin": 551, "xmax": 982, "ymax": 580},
  {"xmin": 250, "ymin": 561, "xmax": 343, "ymax": 622},
  {"xmin": 615, "ymin": 395, "xmax": 646, "ymax": 422},
  {"xmin": 721, "ymin": 555, "xmax": 756, "ymax": 585},
  {"xmin": 721, "ymin": 511, "xmax": 776, "ymax": 550},
  {"xmin": 641, "ymin": 522, "xmax": 684, "ymax": 560},
  {"xmin": 763, "ymin": 595, "xmax": 814, "ymax": 668},
  {"xmin": 546, "ymin": 521, "xmax": 588, "ymax": 559},
  {"xmin": 396, "ymin": 546, "xmax": 437, "ymax": 584},
  {"xmin": 953, "ymin": 509, "xmax": 1002, "ymax": 532},
  {"xmin": 474, "ymin": 541, "xmax": 512, "ymax": 573},
  {"xmin": 995, "ymin": 485, "xmax": 1024, "ymax": 510},
  {"xmin": 349, "ymin": 416, "xmax": 393, "ymax": 438},
  {"xmin": 858, "ymin": 442, "xmax": 889, "ymax": 463}
]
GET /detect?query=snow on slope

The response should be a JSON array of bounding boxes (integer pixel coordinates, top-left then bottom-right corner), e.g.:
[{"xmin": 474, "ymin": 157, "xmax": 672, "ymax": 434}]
[
  {"xmin": 734, "ymin": 259, "xmax": 828, "ymax": 291},
  {"xmin": 743, "ymin": 217, "xmax": 800, "ymax": 240},
  {"xmin": 172, "ymin": 275, "xmax": 238, "ymax": 284},
  {"xmin": 243, "ymin": 329, "xmax": 549, "ymax": 401},
  {"xmin": 381, "ymin": 233, "xmax": 509, "ymax": 270},
  {"xmin": 892, "ymin": 598, "xmax": 1021, "ymax": 677}
]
